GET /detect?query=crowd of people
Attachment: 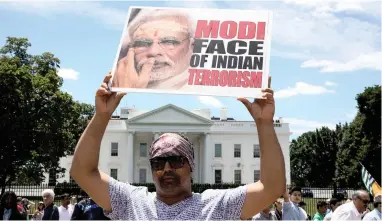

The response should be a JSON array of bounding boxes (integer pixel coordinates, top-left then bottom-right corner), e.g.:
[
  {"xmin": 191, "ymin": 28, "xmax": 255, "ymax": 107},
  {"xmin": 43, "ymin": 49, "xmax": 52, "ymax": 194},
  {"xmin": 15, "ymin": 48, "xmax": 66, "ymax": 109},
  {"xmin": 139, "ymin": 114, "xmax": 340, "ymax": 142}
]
[
  {"xmin": 0, "ymin": 189, "xmax": 110, "ymax": 220},
  {"xmin": 252, "ymin": 187, "xmax": 381, "ymax": 221},
  {"xmin": 1, "ymin": 186, "xmax": 380, "ymax": 220}
]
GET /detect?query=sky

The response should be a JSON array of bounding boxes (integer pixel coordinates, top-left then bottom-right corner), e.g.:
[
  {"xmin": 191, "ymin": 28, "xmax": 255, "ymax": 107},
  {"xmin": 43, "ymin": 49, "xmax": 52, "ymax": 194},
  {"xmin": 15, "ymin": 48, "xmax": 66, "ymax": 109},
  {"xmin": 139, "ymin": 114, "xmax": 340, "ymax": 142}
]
[{"xmin": 0, "ymin": 0, "xmax": 380, "ymax": 139}]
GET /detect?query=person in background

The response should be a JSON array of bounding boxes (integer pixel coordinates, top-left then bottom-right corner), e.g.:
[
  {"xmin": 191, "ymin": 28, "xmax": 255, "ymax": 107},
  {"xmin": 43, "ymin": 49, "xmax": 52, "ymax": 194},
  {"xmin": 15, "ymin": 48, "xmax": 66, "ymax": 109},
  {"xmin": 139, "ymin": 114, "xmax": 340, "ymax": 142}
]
[
  {"xmin": 31, "ymin": 202, "xmax": 45, "ymax": 220},
  {"xmin": 58, "ymin": 193, "xmax": 73, "ymax": 220},
  {"xmin": 71, "ymin": 191, "xmax": 110, "ymax": 221},
  {"xmin": 325, "ymin": 199, "xmax": 331, "ymax": 215},
  {"xmin": 273, "ymin": 198, "xmax": 283, "ymax": 220},
  {"xmin": 17, "ymin": 197, "xmax": 24, "ymax": 214},
  {"xmin": 362, "ymin": 194, "xmax": 381, "ymax": 221},
  {"xmin": 41, "ymin": 189, "xmax": 59, "ymax": 220},
  {"xmin": 313, "ymin": 201, "xmax": 328, "ymax": 220},
  {"xmin": 323, "ymin": 198, "xmax": 341, "ymax": 221},
  {"xmin": 0, "ymin": 191, "xmax": 26, "ymax": 220},
  {"xmin": 252, "ymin": 204, "xmax": 277, "ymax": 220},
  {"xmin": 331, "ymin": 190, "xmax": 370, "ymax": 220},
  {"xmin": 68, "ymin": 197, "xmax": 76, "ymax": 212},
  {"xmin": 282, "ymin": 186, "xmax": 308, "ymax": 220},
  {"xmin": 22, "ymin": 198, "xmax": 32, "ymax": 220}
]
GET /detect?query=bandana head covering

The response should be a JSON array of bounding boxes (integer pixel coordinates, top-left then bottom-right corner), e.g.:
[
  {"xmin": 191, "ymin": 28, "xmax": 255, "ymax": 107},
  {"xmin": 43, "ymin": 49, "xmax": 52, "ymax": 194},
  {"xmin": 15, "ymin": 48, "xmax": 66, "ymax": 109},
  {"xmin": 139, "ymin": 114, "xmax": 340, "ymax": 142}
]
[{"xmin": 149, "ymin": 133, "xmax": 194, "ymax": 171}]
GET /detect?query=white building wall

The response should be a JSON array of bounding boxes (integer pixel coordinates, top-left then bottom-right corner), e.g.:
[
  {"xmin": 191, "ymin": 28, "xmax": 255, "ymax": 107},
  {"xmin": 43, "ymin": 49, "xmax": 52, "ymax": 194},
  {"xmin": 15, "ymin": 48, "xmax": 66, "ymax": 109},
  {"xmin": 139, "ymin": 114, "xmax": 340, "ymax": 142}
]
[{"xmin": 47, "ymin": 105, "xmax": 292, "ymax": 185}]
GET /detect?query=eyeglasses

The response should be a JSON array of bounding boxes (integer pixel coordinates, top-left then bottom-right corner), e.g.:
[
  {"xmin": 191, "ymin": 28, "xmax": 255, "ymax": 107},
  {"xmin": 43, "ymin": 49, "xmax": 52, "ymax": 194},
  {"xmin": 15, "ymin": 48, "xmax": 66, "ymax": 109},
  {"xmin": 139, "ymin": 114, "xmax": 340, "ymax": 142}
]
[
  {"xmin": 149, "ymin": 156, "xmax": 186, "ymax": 171},
  {"xmin": 131, "ymin": 36, "xmax": 190, "ymax": 53}
]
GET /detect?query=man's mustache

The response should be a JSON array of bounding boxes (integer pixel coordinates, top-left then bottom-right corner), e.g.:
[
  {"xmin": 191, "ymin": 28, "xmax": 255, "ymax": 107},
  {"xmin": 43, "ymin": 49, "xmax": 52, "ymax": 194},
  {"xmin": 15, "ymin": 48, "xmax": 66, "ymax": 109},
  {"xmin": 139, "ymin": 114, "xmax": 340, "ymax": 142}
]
[
  {"xmin": 159, "ymin": 171, "xmax": 180, "ymax": 183},
  {"xmin": 136, "ymin": 58, "xmax": 175, "ymax": 71}
]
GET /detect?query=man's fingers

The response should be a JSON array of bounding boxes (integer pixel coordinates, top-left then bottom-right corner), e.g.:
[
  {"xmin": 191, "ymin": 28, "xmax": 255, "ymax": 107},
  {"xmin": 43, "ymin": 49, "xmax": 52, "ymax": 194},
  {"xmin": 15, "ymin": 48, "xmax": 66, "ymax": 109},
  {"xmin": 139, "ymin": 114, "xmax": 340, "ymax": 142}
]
[
  {"xmin": 268, "ymin": 76, "xmax": 272, "ymax": 88},
  {"xmin": 101, "ymin": 82, "xmax": 109, "ymax": 89},
  {"xmin": 261, "ymin": 88, "xmax": 274, "ymax": 95},
  {"xmin": 103, "ymin": 74, "xmax": 112, "ymax": 83},
  {"xmin": 262, "ymin": 92, "xmax": 274, "ymax": 101},
  {"xmin": 138, "ymin": 59, "xmax": 155, "ymax": 87},
  {"xmin": 237, "ymin": 97, "xmax": 252, "ymax": 112},
  {"xmin": 115, "ymin": 92, "xmax": 127, "ymax": 104},
  {"xmin": 127, "ymin": 48, "xmax": 136, "ymax": 75},
  {"xmin": 96, "ymin": 87, "xmax": 110, "ymax": 96}
]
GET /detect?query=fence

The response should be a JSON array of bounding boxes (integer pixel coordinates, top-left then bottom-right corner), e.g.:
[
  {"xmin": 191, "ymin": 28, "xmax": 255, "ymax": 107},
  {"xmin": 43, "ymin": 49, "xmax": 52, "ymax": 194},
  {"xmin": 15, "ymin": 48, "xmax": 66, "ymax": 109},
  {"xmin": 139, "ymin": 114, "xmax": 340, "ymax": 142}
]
[{"xmin": 2, "ymin": 183, "xmax": 360, "ymax": 217}]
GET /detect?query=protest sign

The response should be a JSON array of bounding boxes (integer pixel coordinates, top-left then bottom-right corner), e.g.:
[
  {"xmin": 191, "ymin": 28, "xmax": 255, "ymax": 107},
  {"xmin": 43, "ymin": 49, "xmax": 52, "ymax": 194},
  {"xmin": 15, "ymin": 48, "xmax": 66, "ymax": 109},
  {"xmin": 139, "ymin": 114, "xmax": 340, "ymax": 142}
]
[{"xmin": 109, "ymin": 6, "xmax": 272, "ymax": 98}]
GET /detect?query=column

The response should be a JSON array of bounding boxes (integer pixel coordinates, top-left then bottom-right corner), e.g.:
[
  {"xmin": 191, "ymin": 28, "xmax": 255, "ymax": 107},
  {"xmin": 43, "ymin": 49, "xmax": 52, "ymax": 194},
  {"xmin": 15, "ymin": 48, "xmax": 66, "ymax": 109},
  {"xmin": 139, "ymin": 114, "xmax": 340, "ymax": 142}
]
[
  {"xmin": 127, "ymin": 131, "xmax": 134, "ymax": 183},
  {"xmin": 203, "ymin": 133, "xmax": 211, "ymax": 183}
]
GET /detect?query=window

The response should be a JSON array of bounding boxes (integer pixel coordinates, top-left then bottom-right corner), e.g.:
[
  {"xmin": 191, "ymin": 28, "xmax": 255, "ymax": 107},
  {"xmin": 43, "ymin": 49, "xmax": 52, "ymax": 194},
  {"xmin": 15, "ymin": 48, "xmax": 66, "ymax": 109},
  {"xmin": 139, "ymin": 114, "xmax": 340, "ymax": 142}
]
[
  {"xmin": 215, "ymin": 144, "xmax": 222, "ymax": 157},
  {"xmin": 253, "ymin": 144, "xmax": 260, "ymax": 158},
  {"xmin": 254, "ymin": 170, "xmax": 260, "ymax": 182},
  {"xmin": 139, "ymin": 169, "xmax": 147, "ymax": 183},
  {"xmin": 234, "ymin": 170, "xmax": 241, "ymax": 184},
  {"xmin": 111, "ymin": 142, "xmax": 118, "ymax": 156},
  {"xmin": 48, "ymin": 169, "xmax": 56, "ymax": 185},
  {"xmin": 140, "ymin": 143, "xmax": 147, "ymax": 157},
  {"xmin": 215, "ymin": 170, "xmax": 222, "ymax": 184},
  {"xmin": 234, "ymin": 144, "xmax": 241, "ymax": 158},
  {"xmin": 110, "ymin": 169, "xmax": 118, "ymax": 180}
]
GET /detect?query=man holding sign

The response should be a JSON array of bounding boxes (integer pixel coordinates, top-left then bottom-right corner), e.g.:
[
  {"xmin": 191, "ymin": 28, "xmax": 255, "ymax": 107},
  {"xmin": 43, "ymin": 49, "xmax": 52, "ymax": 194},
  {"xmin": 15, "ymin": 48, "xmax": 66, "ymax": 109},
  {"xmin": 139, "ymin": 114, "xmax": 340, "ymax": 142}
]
[{"xmin": 70, "ymin": 73, "xmax": 286, "ymax": 220}]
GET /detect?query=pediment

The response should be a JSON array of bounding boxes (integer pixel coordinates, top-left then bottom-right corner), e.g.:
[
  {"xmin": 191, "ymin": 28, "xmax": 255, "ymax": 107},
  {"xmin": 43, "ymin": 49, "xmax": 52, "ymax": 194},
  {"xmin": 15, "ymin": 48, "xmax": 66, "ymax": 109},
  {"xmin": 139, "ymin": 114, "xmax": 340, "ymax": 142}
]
[{"xmin": 127, "ymin": 104, "xmax": 213, "ymax": 125}]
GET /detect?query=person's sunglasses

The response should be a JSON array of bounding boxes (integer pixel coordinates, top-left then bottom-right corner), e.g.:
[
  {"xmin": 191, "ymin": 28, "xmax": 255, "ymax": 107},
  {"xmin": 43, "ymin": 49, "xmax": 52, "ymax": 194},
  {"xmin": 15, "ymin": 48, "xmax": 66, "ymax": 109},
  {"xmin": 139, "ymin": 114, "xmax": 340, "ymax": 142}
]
[{"xmin": 150, "ymin": 156, "xmax": 186, "ymax": 171}]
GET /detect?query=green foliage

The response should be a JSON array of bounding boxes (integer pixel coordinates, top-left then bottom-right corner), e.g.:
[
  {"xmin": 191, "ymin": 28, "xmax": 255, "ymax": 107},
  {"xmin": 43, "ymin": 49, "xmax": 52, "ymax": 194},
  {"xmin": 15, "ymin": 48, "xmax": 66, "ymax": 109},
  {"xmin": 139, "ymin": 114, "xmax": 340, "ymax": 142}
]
[
  {"xmin": 0, "ymin": 37, "xmax": 94, "ymax": 193},
  {"xmin": 290, "ymin": 127, "xmax": 341, "ymax": 187},
  {"xmin": 291, "ymin": 85, "xmax": 381, "ymax": 188}
]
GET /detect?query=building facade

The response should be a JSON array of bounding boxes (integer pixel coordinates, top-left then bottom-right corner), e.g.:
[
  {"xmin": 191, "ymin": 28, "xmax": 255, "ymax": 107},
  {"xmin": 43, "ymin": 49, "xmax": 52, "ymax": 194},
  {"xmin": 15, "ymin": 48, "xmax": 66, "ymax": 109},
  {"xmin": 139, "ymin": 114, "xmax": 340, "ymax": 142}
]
[{"xmin": 48, "ymin": 104, "xmax": 292, "ymax": 185}]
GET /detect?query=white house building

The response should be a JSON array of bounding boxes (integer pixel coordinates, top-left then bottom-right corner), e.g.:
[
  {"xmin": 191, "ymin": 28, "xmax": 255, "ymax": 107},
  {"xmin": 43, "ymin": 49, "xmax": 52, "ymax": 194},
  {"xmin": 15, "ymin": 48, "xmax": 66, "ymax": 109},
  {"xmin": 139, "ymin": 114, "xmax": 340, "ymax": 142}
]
[{"xmin": 47, "ymin": 104, "xmax": 292, "ymax": 185}]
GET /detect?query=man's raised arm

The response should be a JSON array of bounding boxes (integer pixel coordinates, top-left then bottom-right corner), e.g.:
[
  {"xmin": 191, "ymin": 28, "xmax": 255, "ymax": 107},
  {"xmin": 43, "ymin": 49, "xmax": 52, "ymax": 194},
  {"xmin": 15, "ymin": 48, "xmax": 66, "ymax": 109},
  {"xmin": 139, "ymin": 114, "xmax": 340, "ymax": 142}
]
[
  {"xmin": 70, "ymin": 74, "xmax": 126, "ymax": 212},
  {"xmin": 237, "ymin": 78, "xmax": 286, "ymax": 219}
]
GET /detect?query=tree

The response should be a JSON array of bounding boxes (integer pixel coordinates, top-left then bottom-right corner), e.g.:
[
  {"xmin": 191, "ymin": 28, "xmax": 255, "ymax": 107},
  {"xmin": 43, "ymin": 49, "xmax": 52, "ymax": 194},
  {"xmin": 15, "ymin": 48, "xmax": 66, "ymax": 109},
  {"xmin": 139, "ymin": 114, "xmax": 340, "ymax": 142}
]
[
  {"xmin": 336, "ymin": 85, "xmax": 381, "ymax": 187},
  {"xmin": 0, "ymin": 37, "xmax": 94, "ymax": 193},
  {"xmin": 290, "ymin": 84, "xmax": 380, "ymax": 188},
  {"xmin": 290, "ymin": 126, "xmax": 342, "ymax": 187}
]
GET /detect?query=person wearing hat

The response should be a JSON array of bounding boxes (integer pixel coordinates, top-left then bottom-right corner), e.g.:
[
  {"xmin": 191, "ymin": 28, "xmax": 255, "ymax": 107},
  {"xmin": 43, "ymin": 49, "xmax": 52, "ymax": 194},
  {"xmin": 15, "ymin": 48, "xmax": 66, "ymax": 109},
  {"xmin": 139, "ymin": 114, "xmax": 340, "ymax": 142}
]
[
  {"xmin": 70, "ymin": 73, "xmax": 286, "ymax": 220},
  {"xmin": 282, "ymin": 186, "xmax": 308, "ymax": 220},
  {"xmin": 31, "ymin": 202, "xmax": 45, "ymax": 220},
  {"xmin": 362, "ymin": 194, "xmax": 381, "ymax": 221}
]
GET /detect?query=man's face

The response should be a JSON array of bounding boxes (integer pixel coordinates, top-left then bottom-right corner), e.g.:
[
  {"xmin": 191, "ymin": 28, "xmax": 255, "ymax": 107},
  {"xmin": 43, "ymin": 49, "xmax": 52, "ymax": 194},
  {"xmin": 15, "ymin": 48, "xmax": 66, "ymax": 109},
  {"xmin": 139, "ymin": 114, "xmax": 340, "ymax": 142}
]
[
  {"xmin": 290, "ymin": 191, "xmax": 302, "ymax": 203},
  {"xmin": 150, "ymin": 155, "xmax": 192, "ymax": 197},
  {"xmin": 62, "ymin": 196, "xmax": 70, "ymax": 205},
  {"xmin": 131, "ymin": 17, "xmax": 193, "ymax": 83},
  {"xmin": 318, "ymin": 205, "xmax": 328, "ymax": 214},
  {"xmin": 43, "ymin": 194, "xmax": 53, "ymax": 205},
  {"xmin": 354, "ymin": 193, "xmax": 370, "ymax": 213}
]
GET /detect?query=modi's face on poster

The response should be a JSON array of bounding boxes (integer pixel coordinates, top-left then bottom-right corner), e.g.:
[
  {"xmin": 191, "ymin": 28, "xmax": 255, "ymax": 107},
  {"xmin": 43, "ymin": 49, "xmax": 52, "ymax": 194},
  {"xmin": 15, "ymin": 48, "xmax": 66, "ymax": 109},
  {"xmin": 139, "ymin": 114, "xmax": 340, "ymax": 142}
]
[{"xmin": 130, "ymin": 15, "xmax": 193, "ymax": 83}]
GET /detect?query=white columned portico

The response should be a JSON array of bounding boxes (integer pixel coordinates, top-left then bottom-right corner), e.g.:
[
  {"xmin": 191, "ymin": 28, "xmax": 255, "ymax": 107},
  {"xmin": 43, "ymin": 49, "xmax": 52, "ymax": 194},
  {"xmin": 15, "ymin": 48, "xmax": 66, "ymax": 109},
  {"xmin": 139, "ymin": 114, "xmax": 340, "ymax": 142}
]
[
  {"xmin": 127, "ymin": 131, "xmax": 135, "ymax": 182},
  {"xmin": 203, "ymin": 133, "xmax": 211, "ymax": 183}
]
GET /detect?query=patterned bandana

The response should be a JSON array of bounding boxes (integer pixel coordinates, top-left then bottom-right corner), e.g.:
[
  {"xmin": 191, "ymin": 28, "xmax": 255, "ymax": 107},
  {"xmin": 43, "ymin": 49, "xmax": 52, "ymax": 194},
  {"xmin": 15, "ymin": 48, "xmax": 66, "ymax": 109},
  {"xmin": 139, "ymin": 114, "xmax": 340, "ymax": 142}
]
[{"xmin": 149, "ymin": 133, "xmax": 195, "ymax": 171}]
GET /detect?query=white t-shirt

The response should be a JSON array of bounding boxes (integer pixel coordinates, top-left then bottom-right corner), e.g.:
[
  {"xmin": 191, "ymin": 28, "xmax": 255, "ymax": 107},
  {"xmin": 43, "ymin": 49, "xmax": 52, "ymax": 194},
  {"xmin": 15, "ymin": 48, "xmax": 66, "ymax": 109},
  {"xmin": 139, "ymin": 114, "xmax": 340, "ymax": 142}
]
[
  {"xmin": 331, "ymin": 202, "xmax": 362, "ymax": 221},
  {"xmin": 58, "ymin": 205, "xmax": 73, "ymax": 220}
]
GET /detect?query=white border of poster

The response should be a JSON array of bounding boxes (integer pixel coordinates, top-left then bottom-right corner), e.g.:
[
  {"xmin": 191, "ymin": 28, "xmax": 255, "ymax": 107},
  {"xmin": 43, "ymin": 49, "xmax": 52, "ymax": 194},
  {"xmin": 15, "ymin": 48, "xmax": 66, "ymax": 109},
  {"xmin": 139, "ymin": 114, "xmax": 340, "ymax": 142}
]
[{"xmin": 109, "ymin": 6, "xmax": 272, "ymax": 98}]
